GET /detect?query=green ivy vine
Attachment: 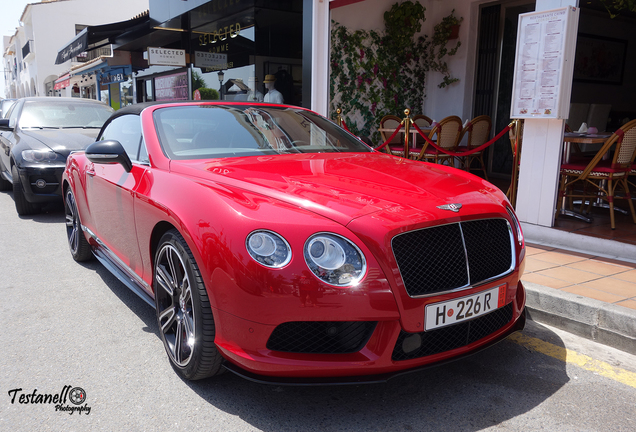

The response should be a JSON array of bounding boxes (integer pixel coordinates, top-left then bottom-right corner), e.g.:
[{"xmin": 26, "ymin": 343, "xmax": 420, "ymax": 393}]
[{"xmin": 330, "ymin": 1, "xmax": 461, "ymax": 143}]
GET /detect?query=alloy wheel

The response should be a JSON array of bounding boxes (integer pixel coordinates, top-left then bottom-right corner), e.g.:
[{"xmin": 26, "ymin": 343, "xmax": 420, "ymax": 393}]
[
  {"xmin": 65, "ymin": 189, "xmax": 80, "ymax": 255},
  {"xmin": 155, "ymin": 243, "xmax": 196, "ymax": 367}
]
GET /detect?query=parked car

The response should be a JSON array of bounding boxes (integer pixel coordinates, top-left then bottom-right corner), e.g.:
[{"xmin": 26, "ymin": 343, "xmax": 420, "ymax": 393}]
[
  {"xmin": 1, "ymin": 98, "xmax": 17, "ymax": 118},
  {"xmin": 62, "ymin": 102, "xmax": 526, "ymax": 383},
  {"xmin": 0, "ymin": 97, "xmax": 114, "ymax": 215}
]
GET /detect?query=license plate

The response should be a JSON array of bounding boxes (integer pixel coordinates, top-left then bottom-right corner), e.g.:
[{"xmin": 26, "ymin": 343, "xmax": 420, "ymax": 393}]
[{"xmin": 425, "ymin": 285, "xmax": 507, "ymax": 331}]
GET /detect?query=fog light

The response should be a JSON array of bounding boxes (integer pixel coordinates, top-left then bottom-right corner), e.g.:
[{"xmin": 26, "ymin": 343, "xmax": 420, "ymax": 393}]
[
  {"xmin": 402, "ymin": 334, "xmax": 422, "ymax": 354},
  {"xmin": 35, "ymin": 179, "xmax": 47, "ymax": 188}
]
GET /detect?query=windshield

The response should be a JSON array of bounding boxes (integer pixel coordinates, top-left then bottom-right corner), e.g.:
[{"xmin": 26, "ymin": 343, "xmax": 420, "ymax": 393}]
[
  {"xmin": 20, "ymin": 100, "xmax": 114, "ymax": 129},
  {"xmin": 153, "ymin": 105, "xmax": 372, "ymax": 160}
]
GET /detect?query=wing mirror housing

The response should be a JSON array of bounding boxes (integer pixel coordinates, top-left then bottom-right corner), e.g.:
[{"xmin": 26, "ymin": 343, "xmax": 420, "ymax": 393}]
[
  {"xmin": 85, "ymin": 140, "xmax": 133, "ymax": 173},
  {"xmin": 0, "ymin": 118, "xmax": 13, "ymax": 131}
]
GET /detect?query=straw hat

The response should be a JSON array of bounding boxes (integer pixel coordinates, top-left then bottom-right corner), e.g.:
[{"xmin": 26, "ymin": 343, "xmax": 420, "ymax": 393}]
[{"xmin": 263, "ymin": 74, "xmax": 276, "ymax": 83}]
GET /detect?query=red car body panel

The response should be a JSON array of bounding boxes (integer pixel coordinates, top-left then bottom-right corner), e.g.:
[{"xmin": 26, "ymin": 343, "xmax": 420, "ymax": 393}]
[{"xmin": 63, "ymin": 102, "xmax": 526, "ymax": 381}]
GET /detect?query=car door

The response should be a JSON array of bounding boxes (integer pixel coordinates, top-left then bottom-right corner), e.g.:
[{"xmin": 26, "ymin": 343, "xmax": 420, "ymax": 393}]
[{"xmin": 85, "ymin": 114, "xmax": 149, "ymax": 278}]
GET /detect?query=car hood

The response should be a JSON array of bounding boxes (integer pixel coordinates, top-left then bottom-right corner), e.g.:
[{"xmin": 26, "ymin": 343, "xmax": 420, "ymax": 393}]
[
  {"xmin": 22, "ymin": 129, "xmax": 100, "ymax": 157},
  {"xmin": 170, "ymin": 153, "xmax": 508, "ymax": 226}
]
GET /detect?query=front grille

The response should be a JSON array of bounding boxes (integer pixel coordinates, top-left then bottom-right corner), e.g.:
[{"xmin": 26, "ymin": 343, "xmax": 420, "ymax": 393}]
[
  {"xmin": 392, "ymin": 303, "xmax": 513, "ymax": 361},
  {"xmin": 392, "ymin": 218, "xmax": 513, "ymax": 297},
  {"xmin": 29, "ymin": 174, "xmax": 59, "ymax": 194},
  {"xmin": 266, "ymin": 321, "xmax": 377, "ymax": 354}
]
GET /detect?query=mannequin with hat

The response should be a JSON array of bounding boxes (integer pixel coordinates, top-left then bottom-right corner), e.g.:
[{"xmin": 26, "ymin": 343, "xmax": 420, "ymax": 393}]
[{"xmin": 263, "ymin": 74, "xmax": 284, "ymax": 104}]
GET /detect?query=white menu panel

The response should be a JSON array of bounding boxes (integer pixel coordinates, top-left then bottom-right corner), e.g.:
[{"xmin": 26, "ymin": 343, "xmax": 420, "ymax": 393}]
[{"xmin": 510, "ymin": 7, "xmax": 580, "ymax": 119}]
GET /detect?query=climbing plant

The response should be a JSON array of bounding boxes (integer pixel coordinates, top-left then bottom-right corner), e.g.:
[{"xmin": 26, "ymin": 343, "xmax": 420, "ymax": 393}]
[
  {"xmin": 330, "ymin": 1, "xmax": 461, "ymax": 144},
  {"xmin": 599, "ymin": 0, "xmax": 636, "ymax": 18}
]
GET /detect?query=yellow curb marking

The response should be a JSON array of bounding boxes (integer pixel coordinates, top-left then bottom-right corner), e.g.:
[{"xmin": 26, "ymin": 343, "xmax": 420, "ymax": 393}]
[{"xmin": 508, "ymin": 333, "xmax": 636, "ymax": 389}]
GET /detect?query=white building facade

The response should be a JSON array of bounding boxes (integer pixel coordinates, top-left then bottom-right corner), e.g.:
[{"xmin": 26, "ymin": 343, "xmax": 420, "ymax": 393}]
[{"xmin": 2, "ymin": 0, "xmax": 148, "ymax": 99}]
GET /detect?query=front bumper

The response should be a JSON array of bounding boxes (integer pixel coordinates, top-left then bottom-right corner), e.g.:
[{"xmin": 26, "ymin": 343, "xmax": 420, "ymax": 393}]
[
  {"xmin": 223, "ymin": 309, "xmax": 526, "ymax": 385},
  {"xmin": 213, "ymin": 280, "xmax": 526, "ymax": 383},
  {"xmin": 15, "ymin": 164, "xmax": 65, "ymax": 204}
]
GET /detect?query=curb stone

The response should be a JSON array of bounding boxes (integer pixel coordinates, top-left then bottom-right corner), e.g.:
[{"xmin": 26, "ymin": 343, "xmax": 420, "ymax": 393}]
[{"xmin": 523, "ymin": 281, "xmax": 636, "ymax": 355}]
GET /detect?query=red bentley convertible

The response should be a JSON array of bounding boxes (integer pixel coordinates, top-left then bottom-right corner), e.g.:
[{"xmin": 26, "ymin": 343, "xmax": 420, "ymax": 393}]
[{"xmin": 62, "ymin": 102, "xmax": 526, "ymax": 384}]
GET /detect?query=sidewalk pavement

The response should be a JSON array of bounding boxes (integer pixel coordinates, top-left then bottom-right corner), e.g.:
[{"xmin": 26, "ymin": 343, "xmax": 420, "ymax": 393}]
[{"xmin": 521, "ymin": 244, "xmax": 636, "ymax": 355}]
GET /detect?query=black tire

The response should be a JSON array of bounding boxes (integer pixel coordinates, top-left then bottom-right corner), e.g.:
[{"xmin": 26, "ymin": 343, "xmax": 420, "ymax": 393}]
[
  {"xmin": 11, "ymin": 165, "xmax": 39, "ymax": 215},
  {"xmin": 64, "ymin": 187, "xmax": 93, "ymax": 262},
  {"xmin": 154, "ymin": 229, "xmax": 223, "ymax": 380}
]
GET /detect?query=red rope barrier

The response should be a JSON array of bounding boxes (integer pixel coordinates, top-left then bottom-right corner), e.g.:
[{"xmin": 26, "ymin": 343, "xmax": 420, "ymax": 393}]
[
  {"xmin": 341, "ymin": 120, "xmax": 350, "ymax": 132},
  {"xmin": 411, "ymin": 122, "xmax": 512, "ymax": 157},
  {"xmin": 375, "ymin": 123, "xmax": 403, "ymax": 151}
]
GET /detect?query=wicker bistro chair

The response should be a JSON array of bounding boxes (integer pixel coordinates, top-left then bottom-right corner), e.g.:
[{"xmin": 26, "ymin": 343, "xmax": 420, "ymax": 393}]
[
  {"xmin": 412, "ymin": 115, "xmax": 463, "ymax": 165},
  {"xmin": 557, "ymin": 119, "xmax": 636, "ymax": 230},
  {"xmin": 412, "ymin": 114, "xmax": 433, "ymax": 146},
  {"xmin": 379, "ymin": 114, "xmax": 404, "ymax": 156},
  {"xmin": 456, "ymin": 115, "xmax": 492, "ymax": 179},
  {"xmin": 506, "ymin": 119, "xmax": 524, "ymax": 208}
]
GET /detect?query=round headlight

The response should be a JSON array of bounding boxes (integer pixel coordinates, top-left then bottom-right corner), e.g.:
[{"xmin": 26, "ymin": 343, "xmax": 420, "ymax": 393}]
[
  {"xmin": 21, "ymin": 149, "xmax": 61, "ymax": 163},
  {"xmin": 246, "ymin": 230, "xmax": 291, "ymax": 268},
  {"xmin": 307, "ymin": 237, "xmax": 345, "ymax": 270},
  {"xmin": 304, "ymin": 233, "xmax": 366, "ymax": 286}
]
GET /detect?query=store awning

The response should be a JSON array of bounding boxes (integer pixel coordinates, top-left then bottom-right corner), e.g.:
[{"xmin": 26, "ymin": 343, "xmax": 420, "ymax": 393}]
[
  {"xmin": 53, "ymin": 73, "xmax": 71, "ymax": 90},
  {"xmin": 55, "ymin": 12, "xmax": 151, "ymax": 64}
]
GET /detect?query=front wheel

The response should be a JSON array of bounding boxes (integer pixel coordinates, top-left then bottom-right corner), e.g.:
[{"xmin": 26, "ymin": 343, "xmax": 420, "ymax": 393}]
[
  {"xmin": 154, "ymin": 229, "xmax": 223, "ymax": 380},
  {"xmin": 12, "ymin": 165, "xmax": 39, "ymax": 216}
]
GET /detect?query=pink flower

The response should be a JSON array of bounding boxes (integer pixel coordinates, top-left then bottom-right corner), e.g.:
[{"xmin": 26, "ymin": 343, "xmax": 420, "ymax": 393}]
[
  {"xmin": 360, "ymin": 49, "xmax": 365, "ymax": 60},
  {"xmin": 373, "ymin": 64, "xmax": 379, "ymax": 76},
  {"xmin": 382, "ymin": 78, "xmax": 387, "ymax": 89},
  {"xmin": 371, "ymin": 102, "xmax": 377, "ymax": 115}
]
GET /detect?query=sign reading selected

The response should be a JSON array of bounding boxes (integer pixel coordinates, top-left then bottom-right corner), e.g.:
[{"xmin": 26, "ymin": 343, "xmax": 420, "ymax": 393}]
[{"xmin": 147, "ymin": 47, "xmax": 186, "ymax": 67}]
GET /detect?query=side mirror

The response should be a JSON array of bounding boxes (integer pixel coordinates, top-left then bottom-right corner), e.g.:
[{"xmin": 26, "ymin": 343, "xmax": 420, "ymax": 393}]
[
  {"xmin": 85, "ymin": 140, "xmax": 133, "ymax": 173},
  {"xmin": 0, "ymin": 118, "xmax": 13, "ymax": 131}
]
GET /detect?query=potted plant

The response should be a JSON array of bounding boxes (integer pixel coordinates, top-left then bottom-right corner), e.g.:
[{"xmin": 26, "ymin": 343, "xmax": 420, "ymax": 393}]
[{"xmin": 433, "ymin": 10, "xmax": 463, "ymax": 43}]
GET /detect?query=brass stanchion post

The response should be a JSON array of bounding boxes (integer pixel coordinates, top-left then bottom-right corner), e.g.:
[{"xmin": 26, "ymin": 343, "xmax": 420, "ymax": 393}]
[{"xmin": 402, "ymin": 108, "xmax": 411, "ymax": 160}]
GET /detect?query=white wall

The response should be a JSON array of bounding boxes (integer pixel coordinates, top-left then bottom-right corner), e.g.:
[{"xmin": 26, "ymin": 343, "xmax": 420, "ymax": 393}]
[
  {"xmin": 9, "ymin": 0, "xmax": 149, "ymax": 98},
  {"xmin": 330, "ymin": 0, "xmax": 481, "ymax": 122}
]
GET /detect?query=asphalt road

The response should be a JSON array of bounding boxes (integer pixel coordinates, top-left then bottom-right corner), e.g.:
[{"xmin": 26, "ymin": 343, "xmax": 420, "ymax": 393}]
[{"xmin": 1, "ymin": 190, "xmax": 635, "ymax": 432}]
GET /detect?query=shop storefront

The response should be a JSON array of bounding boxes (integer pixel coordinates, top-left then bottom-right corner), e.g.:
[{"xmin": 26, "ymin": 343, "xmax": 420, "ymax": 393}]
[
  {"xmin": 98, "ymin": 65, "xmax": 134, "ymax": 109},
  {"xmin": 145, "ymin": 0, "xmax": 308, "ymax": 106}
]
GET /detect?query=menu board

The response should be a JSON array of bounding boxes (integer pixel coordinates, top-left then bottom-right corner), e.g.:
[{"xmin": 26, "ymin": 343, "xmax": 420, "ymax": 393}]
[{"xmin": 510, "ymin": 7, "xmax": 579, "ymax": 119}]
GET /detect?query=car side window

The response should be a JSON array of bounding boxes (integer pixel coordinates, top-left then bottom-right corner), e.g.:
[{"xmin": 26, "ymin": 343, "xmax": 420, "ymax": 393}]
[
  {"xmin": 8, "ymin": 102, "xmax": 20, "ymax": 128},
  {"xmin": 99, "ymin": 115, "xmax": 142, "ymax": 162},
  {"xmin": 138, "ymin": 138, "xmax": 149, "ymax": 164}
]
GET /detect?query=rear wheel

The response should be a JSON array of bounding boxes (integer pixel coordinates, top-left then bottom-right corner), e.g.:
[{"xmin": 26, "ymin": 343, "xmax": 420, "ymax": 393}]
[
  {"xmin": 64, "ymin": 187, "xmax": 93, "ymax": 262},
  {"xmin": 11, "ymin": 165, "xmax": 39, "ymax": 215},
  {"xmin": 154, "ymin": 229, "xmax": 223, "ymax": 380}
]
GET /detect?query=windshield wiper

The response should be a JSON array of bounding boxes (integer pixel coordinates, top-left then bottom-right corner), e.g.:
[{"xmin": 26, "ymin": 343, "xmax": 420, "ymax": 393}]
[{"xmin": 59, "ymin": 126, "xmax": 101, "ymax": 129}]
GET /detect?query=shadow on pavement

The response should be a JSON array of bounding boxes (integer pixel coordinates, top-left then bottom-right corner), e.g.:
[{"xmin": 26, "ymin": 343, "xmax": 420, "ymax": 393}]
[{"xmin": 90, "ymin": 261, "xmax": 569, "ymax": 432}]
